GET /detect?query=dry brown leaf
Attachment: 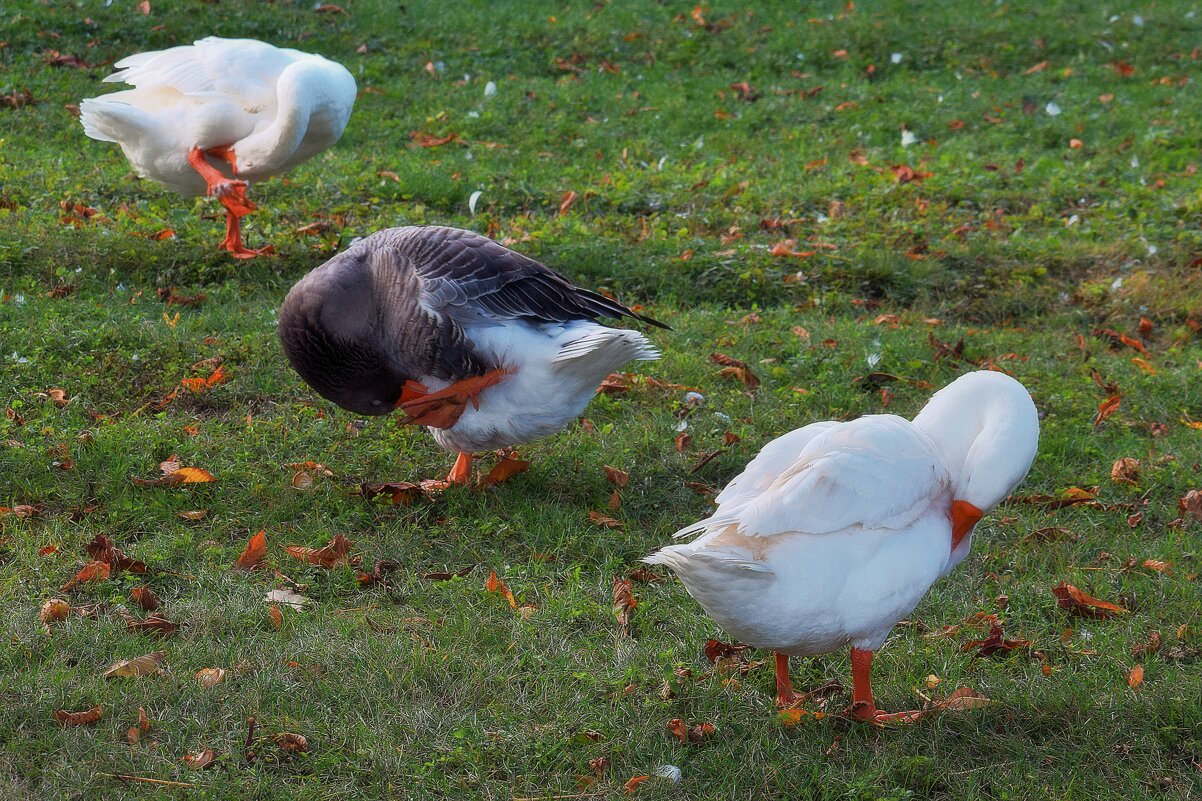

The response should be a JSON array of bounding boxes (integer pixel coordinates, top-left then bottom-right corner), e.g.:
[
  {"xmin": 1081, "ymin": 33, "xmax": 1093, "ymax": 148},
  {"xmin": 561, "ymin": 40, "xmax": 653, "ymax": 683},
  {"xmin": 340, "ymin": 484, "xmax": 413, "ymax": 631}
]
[
  {"xmin": 47, "ymin": 388, "xmax": 69, "ymax": 407},
  {"xmin": 623, "ymin": 775, "xmax": 650, "ymax": 795},
  {"xmin": 703, "ymin": 639, "xmax": 750, "ymax": 662},
  {"xmin": 236, "ymin": 530, "xmax": 268, "ymax": 569},
  {"xmin": 1180, "ymin": 490, "xmax": 1202, "ymax": 521},
  {"xmin": 360, "ymin": 481, "xmax": 431, "ymax": 505},
  {"xmin": 485, "ymin": 570, "xmax": 517, "ymax": 608},
  {"xmin": 124, "ymin": 614, "xmax": 179, "ymax": 637},
  {"xmin": 960, "ymin": 624, "xmax": 1032, "ymax": 657},
  {"xmin": 666, "ymin": 717, "xmax": 716, "ymax": 744},
  {"xmin": 181, "ymin": 749, "xmax": 217, "ymax": 770},
  {"xmin": 104, "ymin": 651, "xmax": 165, "ymax": 679},
  {"xmin": 1142, "ymin": 558, "xmax": 1172, "ymax": 574},
  {"xmin": 274, "ymin": 732, "xmax": 309, "ymax": 753},
  {"xmin": 1094, "ymin": 394, "xmax": 1121, "ymax": 427},
  {"xmin": 178, "ymin": 509, "xmax": 208, "ymax": 521},
  {"xmin": 589, "ymin": 511, "xmax": 623, "ymax": 529},
  {"xmin": 409, "ymin": 130, "xmax": 459, "ymax": 147},
  {"xmin": 708, "ymin": 352, "xmax": 760, "ymax": 389},
  {"xmin": 133, "ymin": 457, "xmax": 217, "ymax": 487},
  {"xmin": 1132, "ymin": 631, "xmax": 1162, "ymax": 659},
  {"xmin": 1052, "ymin": 581, "xmax": 1129, "ymax": 619},
  {"xmin": 86, "ymin": 534, "xmax": 147, "ymax": 573},
  {"xmin": 40, "ymin": 598, "xmax": 71, "ymax": 626},
  {"xmin": 929, "ymin": 687, "xmax": 992, "ymax": 712},
  {"xmin": 61, "ymin": 560, "xmax": 110, "ymax": 592},
  {"xmin": 53, "ymin": 705, "xmax": 103, "ymax": 726},
  {"xmin": 1110, "ymin": 457, "xmax": 1140, "ymax": 485},
  {"xmin": 1127, "ymin": 664, "xmax": 1144, "ymax": 690},
  {"xmin": 284, "ymin": 534, "xmax": 352, "ymax": 568},
  {"xmin": 604, "ymin": 465, "xmax": 630, "ymax": 487},
  {"xmin": 130, "ymin": 587, "xmax": 160, "ymax": 611},
  {"xmin": 613, "ymin": 577, "xmax": 636, "ymax": 637},
  {"xmin": 195, "ymin": 668, "xmax": 227, "ymax": 688}
]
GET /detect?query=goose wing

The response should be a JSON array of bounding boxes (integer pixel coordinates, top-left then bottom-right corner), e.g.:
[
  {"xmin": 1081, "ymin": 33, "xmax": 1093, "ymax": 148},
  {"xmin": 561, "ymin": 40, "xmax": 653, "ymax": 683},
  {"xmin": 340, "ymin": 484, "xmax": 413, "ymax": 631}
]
[
  {"xmin": 102, "ymin": 38, "xmax": 297, "ymax": 105},
  {"xmin": 371, "ymin": 226, "xmax": 667, "ymax": 329}
]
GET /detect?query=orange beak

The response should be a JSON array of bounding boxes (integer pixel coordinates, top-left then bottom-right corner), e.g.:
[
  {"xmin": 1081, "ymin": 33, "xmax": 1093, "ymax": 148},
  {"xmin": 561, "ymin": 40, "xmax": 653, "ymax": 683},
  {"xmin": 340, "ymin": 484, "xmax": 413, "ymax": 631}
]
[{"xmin": 950, "ymin": 499, "xmax": 984, "ymax": 550}]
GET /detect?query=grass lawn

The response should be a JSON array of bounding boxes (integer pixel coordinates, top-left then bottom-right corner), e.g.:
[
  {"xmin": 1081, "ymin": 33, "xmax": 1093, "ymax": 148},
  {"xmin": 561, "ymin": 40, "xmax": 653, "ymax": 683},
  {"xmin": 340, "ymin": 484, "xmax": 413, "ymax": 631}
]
[{"xmin": 2, "ymin": 1, "xmax": 1201, "ymax": 798}]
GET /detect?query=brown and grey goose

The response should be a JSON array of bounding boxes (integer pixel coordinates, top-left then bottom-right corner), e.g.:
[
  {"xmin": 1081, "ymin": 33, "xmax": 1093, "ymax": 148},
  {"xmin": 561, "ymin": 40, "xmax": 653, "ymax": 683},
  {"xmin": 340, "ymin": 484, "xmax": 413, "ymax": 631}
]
[{"xmin": 279, "ymin": 225, "xmax": 667, "ymax": 484}]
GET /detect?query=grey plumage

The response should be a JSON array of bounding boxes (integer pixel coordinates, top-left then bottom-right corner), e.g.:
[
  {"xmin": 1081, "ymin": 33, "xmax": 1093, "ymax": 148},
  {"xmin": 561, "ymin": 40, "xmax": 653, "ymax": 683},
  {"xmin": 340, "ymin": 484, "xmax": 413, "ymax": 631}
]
[{"xmin": 278, "ymin": 225, "xmax": 665, "ymax": 417}]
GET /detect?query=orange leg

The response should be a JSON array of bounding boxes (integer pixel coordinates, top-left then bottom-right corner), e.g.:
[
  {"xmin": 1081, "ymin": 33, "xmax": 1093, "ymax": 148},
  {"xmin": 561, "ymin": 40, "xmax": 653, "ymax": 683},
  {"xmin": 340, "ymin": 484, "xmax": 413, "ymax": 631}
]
[
  {"xmin": 849, "ymin": 647, "xmax": 923, "ymax": 724},
  {"xmin": 187, "ymin": 146, "xmax": 274, "ymax": 257},
  {"xmin": 774, "ymin": 652, "xmax": 799, "ymax": 707},
  {"xmin": 218, "ymin": 212, "xmax": 274, "ymax": 259},
  {"xmin": 445, "ymin": 452, "xmax": 474, "ymax": 485},
  {"xmin": 397, "ymin": 368, "xmax": 509, "ymax": 429}
]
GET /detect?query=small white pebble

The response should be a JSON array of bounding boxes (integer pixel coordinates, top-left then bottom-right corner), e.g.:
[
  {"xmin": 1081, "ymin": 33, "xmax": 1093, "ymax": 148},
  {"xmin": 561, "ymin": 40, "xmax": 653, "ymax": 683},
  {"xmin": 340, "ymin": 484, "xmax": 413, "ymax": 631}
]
[
  {"xmin": 484, "ymin": 80, "xmax": 497, "ymax": 97},
  {"xmin": 901, "ymin": 129, "xmax": 918, "ymax": 147},
  {"xmin": 1132, "ymin": 14, "xmax": 1144, "ymax": 26},
  {"xmin": 1045, "ymin": 102, "xmax": 1061, "ymax": 116},
  {"xmin": 891, "ymin": 52, "xmax": 903, "ymax": 64}
]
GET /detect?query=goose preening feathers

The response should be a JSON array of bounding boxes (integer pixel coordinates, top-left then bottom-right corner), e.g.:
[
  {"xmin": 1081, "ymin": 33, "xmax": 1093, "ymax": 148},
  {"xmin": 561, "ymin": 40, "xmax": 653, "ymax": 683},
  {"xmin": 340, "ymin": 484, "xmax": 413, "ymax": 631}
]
[
  {"xmin": 80, "ymin": 37, "xmax": 356, "ymax": 258},
  {"xmin": 646, "ymin": 370, "xmax": 1039, "ymax": 722},
  {"xmin": 279, "ymin": 225, "xmax": 666, "ymax": 484}
]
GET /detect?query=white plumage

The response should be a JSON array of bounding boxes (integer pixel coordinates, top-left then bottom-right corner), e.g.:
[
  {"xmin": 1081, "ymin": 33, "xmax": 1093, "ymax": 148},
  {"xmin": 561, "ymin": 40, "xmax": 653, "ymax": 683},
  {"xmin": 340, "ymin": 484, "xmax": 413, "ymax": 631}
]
[
  {"xmin": 80, "ymin": 37, "xmax": 356, "ymax": 256},
  {"xmin": 647, "ymin": 370, "xmax": 1039, "ymax": 719}
]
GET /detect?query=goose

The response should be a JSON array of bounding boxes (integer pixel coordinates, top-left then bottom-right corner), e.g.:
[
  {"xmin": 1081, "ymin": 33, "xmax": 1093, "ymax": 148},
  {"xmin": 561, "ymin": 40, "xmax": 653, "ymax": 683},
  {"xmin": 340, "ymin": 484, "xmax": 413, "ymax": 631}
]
[
  {"xmin": 80, "ymin": 37, "xmax": 356, "ymax": 258},
  {"xmin": 645, "ymin": 370, "xmax": 1038, "ymax": 722},
  {"xmin": 278, "ymin": 225, "xmax": 667, "ymax": 484}
]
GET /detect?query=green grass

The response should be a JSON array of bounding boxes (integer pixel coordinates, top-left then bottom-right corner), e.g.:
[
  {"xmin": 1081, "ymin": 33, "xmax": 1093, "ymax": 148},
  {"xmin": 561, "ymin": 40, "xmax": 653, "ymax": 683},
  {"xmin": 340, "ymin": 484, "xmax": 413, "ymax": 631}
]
[{"xmin": 2, "ymin": 1, "xmax": 1201, "ymax": 799}]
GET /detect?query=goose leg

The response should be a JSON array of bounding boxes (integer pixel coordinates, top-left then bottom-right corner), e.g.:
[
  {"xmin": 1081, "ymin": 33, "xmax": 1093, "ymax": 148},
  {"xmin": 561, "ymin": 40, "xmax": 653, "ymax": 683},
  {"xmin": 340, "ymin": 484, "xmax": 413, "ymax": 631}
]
[
  {"xmin": 186, "ymin": 146, "xmax": 272, "ymax": 258},
  {"xmin": 774, "ymin": 652, "xmax": 800, "ymax": 707},
  {"xmin": 396, "ymin": 368, "xmax": 509, "ymax": 429},
  {"xmin": 848, "ymin": 647, "xmax": 923, "ymax": 724},
  {"xmin": 444, "ymin": 452, "xmax": 474, "ymax": 485}
]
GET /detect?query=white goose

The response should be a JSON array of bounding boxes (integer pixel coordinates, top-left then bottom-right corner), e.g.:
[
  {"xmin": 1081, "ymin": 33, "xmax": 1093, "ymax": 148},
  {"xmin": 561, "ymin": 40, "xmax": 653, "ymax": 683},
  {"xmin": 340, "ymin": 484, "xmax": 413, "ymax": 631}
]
[
  {"xmin": 278, "ymin": 226, "xmax": 666, "ymax": 485},
  {"xmin": 80, "ymin": 37, "xmax": 356, "ymax": 258},
  {"xmin": 646, "ymin": 370, "xmax": 1038, "ymax": 722}
]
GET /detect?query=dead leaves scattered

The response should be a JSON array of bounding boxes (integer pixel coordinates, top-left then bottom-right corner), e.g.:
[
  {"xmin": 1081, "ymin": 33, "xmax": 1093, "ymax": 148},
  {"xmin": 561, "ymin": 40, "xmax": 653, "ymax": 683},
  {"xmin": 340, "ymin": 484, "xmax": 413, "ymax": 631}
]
[
  {"xmin": 1110, "ymin": 457, "xmax": 1140, "ymax": 485},
  {"xmin": 479, "ymin": 453, "xmax": 530, "ymax": 487},
  {"xmin": 666, "ymin": 717, "xmax": 715, "ymax": 744},
  {"xmin": 180, "ymin": 366, "xmax": 229, "ymax": 394},
  {"xmin": 709, "ymin": 352, "xmax": 760, "ymax": 389},
  {"xmin": 104, "ymin": 651, "xmax": 165, "ymax": 680},
  {"xmin": 130, "ymin": 586, "xmax": 161, "ymax": 611},
  {"xmin": 39, "ymin": 598, "xmax": 71, "ymax": 626},
  {"xmin": 286, "ymin": 460, "xmax": 332, "ymax": 490},
  {"xmin": 589, "ymin": 511, "xmax": 623, "ymax": 529},
  {"xmin": 132, "ymin": 456, "xmax": 216, "ymax": 487},
  {"xmin": 86, "ymin": 534, "xmax": 146, "ymax": 574},
  {"xmin": 284, "ymin": 534, "xmax": 353, "ymax": 569},
  {"xmin": 274, "ymin": 732, "xmax": 309, "ymax": 753},
  {"xmin": 195, "ymin": 667, "xmax": 228, "ymax": 688},
  {"xmin": 961, "ymin": 624, "xmax": 1032, "ymax": 658},
  {"xmin": 53, "ymin": 705, "xmax": 104, "ymax": 726},
  {"xmin": 1052, "ymin": 582, "xmax": 1129, "ymax": 619},
  {"xmin": 485, "ymin": 570, "xmax": 517, "ymax": 608},
  {"xmin": 61, "ymin": 560, "xmax": 111, "ymax": 592},
  {"xmin": 236, "ymin": 530, "xmax": 268, "ymax": 569},
  {"xmin": 613, "ymin": 577, "xmax": 636, "ymax": 637},
  {"xmin": 181, "ymin": 749, "xmax": 218, "ymax": 770},
  {"xmin": 122, "ymin": 612, "xmax": 179, "ymax": 637}
]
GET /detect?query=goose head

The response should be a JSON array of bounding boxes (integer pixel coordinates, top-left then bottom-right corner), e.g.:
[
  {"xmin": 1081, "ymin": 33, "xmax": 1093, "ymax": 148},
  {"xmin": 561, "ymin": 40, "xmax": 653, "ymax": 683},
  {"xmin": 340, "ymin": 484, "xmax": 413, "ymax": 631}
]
[
  {"xmin": 278, "ymin": 252, "xmax": 403, "ymax": 416},
  {"xmin": 911, "ymin": 370, "xmax": 1039, "ymax": 566}
]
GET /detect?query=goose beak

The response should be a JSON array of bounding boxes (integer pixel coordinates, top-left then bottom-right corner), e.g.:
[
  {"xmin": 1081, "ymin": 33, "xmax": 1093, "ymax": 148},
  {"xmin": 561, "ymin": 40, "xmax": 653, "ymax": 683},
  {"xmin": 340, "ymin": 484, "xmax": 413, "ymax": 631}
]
[{"xmin": 950, "ymin": 499, "xmax": 984, "ymax": 550}]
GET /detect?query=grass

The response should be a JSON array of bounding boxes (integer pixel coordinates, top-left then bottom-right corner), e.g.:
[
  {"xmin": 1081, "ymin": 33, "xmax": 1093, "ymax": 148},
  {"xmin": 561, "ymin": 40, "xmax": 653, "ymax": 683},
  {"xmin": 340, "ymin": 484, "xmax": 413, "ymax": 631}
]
[{"xmin": 1, "ymin": 1, "xmax": 1201, "ymax": 799}]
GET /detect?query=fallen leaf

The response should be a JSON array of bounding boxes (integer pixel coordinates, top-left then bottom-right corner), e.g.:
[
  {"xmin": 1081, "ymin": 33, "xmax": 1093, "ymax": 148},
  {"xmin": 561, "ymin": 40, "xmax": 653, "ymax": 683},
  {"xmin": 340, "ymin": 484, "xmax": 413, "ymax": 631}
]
[
  {"xmin": 47, "ymin": 388, "xmax": 69, "ymax": 407},
  {"xmin": 485, "ymin": 570, "xmax": 517, "ymax": 608},
  {"xmin": 40, "ymin": 598, "xmax": 71, "ymax": 625},
  {"xmin": 181, "ymin": 749, "xmax": 217, "ymax": 770},
  {"xmin": 124, "ymin": 613, "xmax": 179, "ymax": 637},
  {"xmin": 178, "ymin": 509, "xmax": 208, "ymax": 521},
  {"xmin": 1052, "ymin": 581, "xmax": 1129, "ymax": 619},
  {"xmin": 236, "ymin": 530, "xmax": 268, "ymax": 569},
  {"xmin": 589, "ymin": 511, "xmax": 623, "ymax": 529},
  {"xmin": 624, "ymin": 775, "xmax": 650, "ymax": 794},
  {"xmin": 1180, "ymin": 490, "xmax": 1202, "ymax": 521},
  {"xmin": 558, "ymin": 190, "xmax": 578, "ymax": 216},
  {"xmin": 284, "ymin": 534, "xmax": 352, "ymax": 568},
  {"xmin": 666, "ymin": 717, "xmax": 716, "ymax": 744},
  {"xmin": 961, "ymin": 624, "xmax": 1032, "ymax": 657},
  {"xmin": 928, "ymin": 687, "xmax": 992, "ymax": 712},
  {"xmin": 1110, "ymin": 457, "xmax": 1140, "ymax": 485},
  {"xmin": 195, "ymin": 668, "xmax": 227, "ymax": 688},
  {"xmin": 1142, "ymin": 558, "xmax": 1172, "ymax": 574},
  {"xmin": 61, "ymin": 560, "xmax": 111, "ymax": 592},
  {"xmin": 703, "ymin": 639, "xmax": 750, "ymax": 662},
  {"xmin": 1131, "ymin": 631, "xmax": 1162, "ymax": 659},
  {"xmin": 53, "ymin": 705, "xmax": 103, "ymax": 726},
  {"xmin": 268, "ymin": 604, "xmax": 283, "ymax": 629},
  {"xmin": 264, "ymin": 588, "xmax": 308, "ymax": 609},
  {"xmin": 1127, "ymin": 664, "xmax": 1144, "ymax": 690},
  {"xmin": 604, "ymin": 465, "xmax": 630, "ymax": 487},
  {"xmin": 86, "ymin": 534, "xmax": 147, "ymax": 573},
  {"xmin": 133, "ymin": 456, "xmax": 217, "ymax": 487},
  {"xmin": 274, "ymin": 733, "xmax": 309, "ymax": 753},
  {"xmin": 613, "ymin": 577, "xmax": 636, "ymax": 637},
  {"xmin": 360, "ymin": 481, "xmax": 432, "ymax": 505},
  {"xmin": 891, "ymin": 164, "xmax": 933, "ymax": 183},
  {"xmin": 708, "ymin": 352, "xmax": 760, "ymax": 389},
  {"xmin": 1094, "ymin": 394, "xmax": 1121, "ymax": 427},
  {"xmin": 479, "ymin": 453, "xmax": 531, "ymax": 487},
  {"xmin": 410, "ymin": 130, "xmax": 459, "ymax": 148},
  {"xmin": 104, "ymin": 651, "xmax": 165, "ymax": 679},
  {"xmin": 777, "ymin": 707, "xmax": 827, "ymax": 726}
]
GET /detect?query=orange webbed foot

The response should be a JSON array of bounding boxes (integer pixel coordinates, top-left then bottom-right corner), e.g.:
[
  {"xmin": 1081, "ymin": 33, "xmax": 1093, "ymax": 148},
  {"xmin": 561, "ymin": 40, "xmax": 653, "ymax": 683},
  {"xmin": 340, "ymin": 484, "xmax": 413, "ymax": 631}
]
[{"xmin": 397, "ymin": 368, "xmax": 508, "ymax": 429}]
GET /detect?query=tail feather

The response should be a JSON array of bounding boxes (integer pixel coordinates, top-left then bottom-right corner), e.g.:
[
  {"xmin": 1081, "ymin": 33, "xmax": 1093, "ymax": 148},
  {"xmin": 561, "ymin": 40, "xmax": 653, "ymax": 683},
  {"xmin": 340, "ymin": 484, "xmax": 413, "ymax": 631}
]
[
  {"xmin": 79, "ymin": 97, "xmax": 140, "ymax": 143},
  {"xmin": 553, "ymin": 328, "xmax": 659, "ymax": 368}
]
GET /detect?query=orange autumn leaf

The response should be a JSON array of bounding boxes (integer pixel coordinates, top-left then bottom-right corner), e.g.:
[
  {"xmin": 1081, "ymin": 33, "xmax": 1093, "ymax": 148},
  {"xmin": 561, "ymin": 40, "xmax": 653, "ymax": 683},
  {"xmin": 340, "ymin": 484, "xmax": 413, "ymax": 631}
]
[
  {"xmin": 1093, "ymin": 394, "xmax": 1121, "ymax": 427},
  {"xmin": 666, "ymin": 717, "xmax": 715, "ymax": 744},
  {"xmin": 479, "ymin": 454, "xmax": 531, "ymax": 487},
  {"xmin": 53, "ymin": 705, "xmax": 104, "ymax": 726},
  {"xmin": 613, "ymin": 576, "xmax": 636, "ymax": 637},
  {"xmin": 1052, "ymin": 581, "xmax": 1129, "ymax": 619},
  {"xmin": 181, "ymin": 366, "xmax": 228, "ymax": 394},
  {"xmin": 891, "ymin": 164, "xmax": 933, "ymax": 183},
  {"xmin": 268, "ymin": 604, "xmax": 284, "ymax": 629},
  {"xmin": 485, "ymin": 570, "xmax": 517, "ymax": 608},
  {"xmin": 558, "ymin": 190, "xmax": 578, "ymax": 216},
  {"xmin": 623, "ymin": 775, "xmax": 650, "ymax": 795},
  {"xmin": 61, "ymin": 560, "xmax": 110, "ymax": 591},
  {"xmin": 1142, "ymin": 558, "xmax": 1172, "ymax": 574},
  {"xmin": 1110, "ymin": 457, "xmax": 1140, "ymax": 485},
  {"xmin": 284, "ymin": 534, "xmax": 352, "ymax": 568},
  {"xmin": 1131, "ymin": 357, "xmax": 1156, "ymax": 375},
  {"xmin": 589, "ymin": 511, "xmax": 623, "ymax": 529},
  {"xmin": 603, "ymin": 465, "xmax": 629, "ymax": 487},
  {"xmin": 236, "ymin": 530, "xmax": 267, "ymax": 569},
  {"xmin": 1127, "ymin": 664, "xmax": 1144, "ymax": 689},
  {"xmin": 130, "ymin": 586, "xmax": 160, "ymax": 611},
  {"xmin": 410, "ymin": 130, "xmax": 459, "ymax": 147},
  {"xmin": 769, "ymin": 240, "xmax": 816, "ymax": 259}
]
